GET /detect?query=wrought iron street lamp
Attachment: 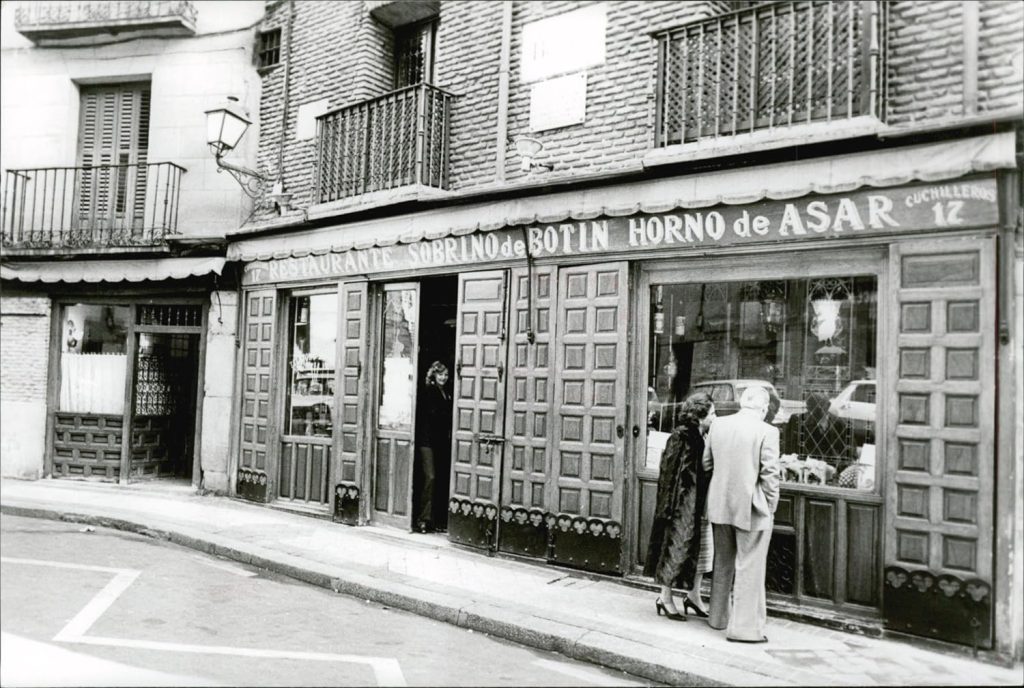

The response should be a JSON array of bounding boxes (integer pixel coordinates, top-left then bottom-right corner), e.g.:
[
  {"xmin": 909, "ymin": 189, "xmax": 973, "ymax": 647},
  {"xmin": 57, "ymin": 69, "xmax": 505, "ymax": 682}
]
[{"xmin": 204, "ymin": 96, "xmax": 268, "ymax": 199}]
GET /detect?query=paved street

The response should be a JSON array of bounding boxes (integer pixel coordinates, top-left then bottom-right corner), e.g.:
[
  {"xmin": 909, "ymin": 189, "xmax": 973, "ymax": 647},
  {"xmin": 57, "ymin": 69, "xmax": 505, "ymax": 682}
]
[{"xmin": 0, "ymin": 515, "xmax": 653, "ymax": 687}]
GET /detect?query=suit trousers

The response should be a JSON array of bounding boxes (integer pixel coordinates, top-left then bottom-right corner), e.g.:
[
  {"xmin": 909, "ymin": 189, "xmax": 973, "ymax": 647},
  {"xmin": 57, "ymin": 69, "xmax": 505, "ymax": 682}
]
[{"xmin": 708, "ymin": 522, "xmax": 772, "ymax": 641}]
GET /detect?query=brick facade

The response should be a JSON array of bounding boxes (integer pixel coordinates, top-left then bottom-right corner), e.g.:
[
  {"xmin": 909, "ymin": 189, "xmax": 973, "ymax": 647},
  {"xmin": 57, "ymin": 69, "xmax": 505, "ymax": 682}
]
[
  {"xmin": 247, "ymin": 0, "xmax": 1023, "ymax": 222},
  {"xmin": 0, "ymin": 295, "xmax": 50, "ymax": 403},
  {"xmin": 886, "ymin": 0, "xmax": 1024, "ymax": 126}
]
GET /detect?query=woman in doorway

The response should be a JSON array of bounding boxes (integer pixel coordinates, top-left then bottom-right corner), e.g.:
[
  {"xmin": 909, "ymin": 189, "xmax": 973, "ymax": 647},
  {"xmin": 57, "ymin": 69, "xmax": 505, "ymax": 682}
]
[
  {"xmin": 416, "ymin": 361, "xmax": 452, "ymax": 534},
  {"xmin": 644, "ymin": 392, "xmax": 716, "ymax": 620}
]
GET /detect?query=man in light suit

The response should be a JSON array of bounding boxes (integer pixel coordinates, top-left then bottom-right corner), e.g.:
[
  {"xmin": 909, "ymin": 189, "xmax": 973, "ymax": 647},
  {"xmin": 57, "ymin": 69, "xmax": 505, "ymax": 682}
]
[{"xmin": 702, "ymin": 385, "xmax": 780, "ymax": 642}]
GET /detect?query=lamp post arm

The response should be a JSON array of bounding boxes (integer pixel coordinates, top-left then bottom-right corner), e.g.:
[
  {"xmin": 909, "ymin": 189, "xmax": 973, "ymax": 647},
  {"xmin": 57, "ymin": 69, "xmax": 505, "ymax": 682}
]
[{"xmin": 214, "ymin": 152, "xmax": 269, "ymax": 200}]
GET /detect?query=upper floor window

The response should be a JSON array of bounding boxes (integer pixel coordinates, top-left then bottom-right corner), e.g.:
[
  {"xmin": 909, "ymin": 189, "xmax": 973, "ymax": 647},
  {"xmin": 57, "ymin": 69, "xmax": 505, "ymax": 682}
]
[
  {"xmin": 258, "ymin": 28, "xmax": 282, "ymax": 69},
  {"xmin": 394, "ymin": 19, "xmax": 436, "ymax": 88}
]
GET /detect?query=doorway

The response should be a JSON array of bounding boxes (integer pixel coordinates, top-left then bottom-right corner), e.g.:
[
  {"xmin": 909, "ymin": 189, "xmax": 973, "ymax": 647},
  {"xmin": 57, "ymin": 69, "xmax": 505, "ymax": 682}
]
[{"xmin": 412, "ymin": 276, "xmax": 457, "ymax": 533}]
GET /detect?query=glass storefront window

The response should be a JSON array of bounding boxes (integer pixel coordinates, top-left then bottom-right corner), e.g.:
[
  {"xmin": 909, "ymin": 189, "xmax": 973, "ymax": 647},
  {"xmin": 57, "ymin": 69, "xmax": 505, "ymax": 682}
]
[
  {"xmin": 646, "ymin": 276, "xmax": 877, "ymax": 491},
  {"xmin": 285, "ymin": 293, "xmax": 337, "ymax": 437},
  {"xmin": 378, "ymin": 288, "xmax": 417, "ymax": 430},
  {"xmin": 59, "ymin": 304, "xmax": 130, "ymax": 414}
]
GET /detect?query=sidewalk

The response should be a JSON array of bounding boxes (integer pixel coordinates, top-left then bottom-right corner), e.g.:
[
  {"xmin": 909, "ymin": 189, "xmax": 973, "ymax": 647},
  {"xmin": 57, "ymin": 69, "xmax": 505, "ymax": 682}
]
[{"xmin": 2, "ymin": 478, "xmax": 1020, "ymax": 687}]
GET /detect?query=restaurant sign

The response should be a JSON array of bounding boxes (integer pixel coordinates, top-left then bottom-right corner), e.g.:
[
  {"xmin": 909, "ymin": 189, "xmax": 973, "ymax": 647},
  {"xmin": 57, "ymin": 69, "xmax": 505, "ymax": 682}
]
[{"xmin": 242, "ymin": 178, "xmax": 999, "ymax": 285}]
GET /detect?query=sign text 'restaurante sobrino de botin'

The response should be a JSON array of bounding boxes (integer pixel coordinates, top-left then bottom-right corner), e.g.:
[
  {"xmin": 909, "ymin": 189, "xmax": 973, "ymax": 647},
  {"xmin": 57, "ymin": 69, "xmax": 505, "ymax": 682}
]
[{"xmin": 242, "ymin": 177, "xmax": 999, "ymax": 286}]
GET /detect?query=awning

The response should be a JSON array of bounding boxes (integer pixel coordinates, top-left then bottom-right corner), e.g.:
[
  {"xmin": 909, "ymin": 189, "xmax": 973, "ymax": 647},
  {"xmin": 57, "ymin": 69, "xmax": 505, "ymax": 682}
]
[
  {"xmin": 228, "ymin": 131, "xmax": 1017, "ymax": 262},
  {"xmin": 0, "ymin": 256, "xmax": 225, "ymax": 283}
]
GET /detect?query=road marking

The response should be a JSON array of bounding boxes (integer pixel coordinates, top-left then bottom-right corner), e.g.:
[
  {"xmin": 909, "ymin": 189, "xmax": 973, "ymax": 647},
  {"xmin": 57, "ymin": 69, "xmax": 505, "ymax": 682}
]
[
  {"xmin": 2, "ymin": 556, "xmax": 407, "ymax": 687},
  {"xmin": 65, "ymin": 636, "xmax": 407, "ymax": 686},
  {"xmin": 0, "ymin": 556, "xmax": 132, "ymax": 574},
  {"xmin": 189, "ymin": 554, "xmax": 258, "ymax": 577},
  {"xmin": 533, "ymin": 658, "xmax": 646, "ymax": 686}
]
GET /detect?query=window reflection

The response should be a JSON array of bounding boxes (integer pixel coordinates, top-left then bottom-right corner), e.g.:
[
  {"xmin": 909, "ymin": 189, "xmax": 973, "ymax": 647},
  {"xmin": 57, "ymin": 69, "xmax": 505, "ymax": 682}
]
[
  {"xmin": 286, "ymin": 293, "xmax": 336, "ymax": 437},
  {"xmin": 646, "ymin": 276, "xmax": 877, "ymax": 490},
  {"xmin": 378, "ymin": 288, "xmax": 418, "ymax": 430}
]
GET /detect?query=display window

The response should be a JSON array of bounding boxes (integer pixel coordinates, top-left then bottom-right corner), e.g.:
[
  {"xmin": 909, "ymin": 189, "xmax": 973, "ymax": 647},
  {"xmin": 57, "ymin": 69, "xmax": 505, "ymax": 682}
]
[
  {"xmin": 646, "ymin": 275, "xmax": 878, "ymax": 491},
  {"xmin": 59, "ymin": 303, "xmax": 131, "ymax": 414},
  {"xmin": 284, "ymin": 292, "xmax": 337, "ymax": 437}
]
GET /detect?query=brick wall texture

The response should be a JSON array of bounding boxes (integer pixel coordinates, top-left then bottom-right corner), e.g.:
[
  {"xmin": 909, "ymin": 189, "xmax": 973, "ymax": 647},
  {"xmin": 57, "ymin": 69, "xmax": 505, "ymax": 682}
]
[
  {"xmin": 249, "ymin": 0, "xmax": 1023, "ymax": 217},
  {"xmin": 0, "ymin": 296, "xmax": 51, "ymax": 403},
  {"xmin": 886, "ymin": 0, "xmax": 1024, "ymax": 126}
]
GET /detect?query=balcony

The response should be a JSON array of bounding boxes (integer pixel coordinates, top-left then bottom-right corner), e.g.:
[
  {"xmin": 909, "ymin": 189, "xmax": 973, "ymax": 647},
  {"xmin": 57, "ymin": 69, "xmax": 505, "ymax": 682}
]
[
  {"xmin": 653, "ymin": 0, "xmax": 883, "ymax": 148},
  {"xmin": 14, "ymin": 1, "xmax": 197, "ymax": 45},
  {"xmin": 315, "ymin": 83, "xmax": 452, "ymax": 205},
  {"xmin": 1, "ymin": 163, "xmax": 185, "ymax": 254}
]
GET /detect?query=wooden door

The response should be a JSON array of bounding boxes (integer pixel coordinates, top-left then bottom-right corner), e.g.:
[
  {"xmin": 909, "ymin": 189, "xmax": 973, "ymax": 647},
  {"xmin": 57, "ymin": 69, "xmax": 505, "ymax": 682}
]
[
  {"xmin": 77, "ymin": 84, "xmax": 150, "ymax": 239},
  {"xmin": 883, "ymin": 236, "xmax": 996, "ymax": 649},
  {"xmin": 548, "ymin": 262, "xmax": 630, "ymax": 574},
  {"xmin": 238, "ymin": 290, "xmax": 276, "ymax": 502},
  {"xmin": 372, "ymin": 283, "xmax": 420, "ymax": 529},
  {"xmin": 333, "ymin": 281, "xmax": 369, "ymax": 524},
  {"xmin": 448, "ymin": 271, "xmax": 509, "ymax": 549},
  {"xmin": 498, "ymin": 265, "xmax": 558, "ymax": 558}
]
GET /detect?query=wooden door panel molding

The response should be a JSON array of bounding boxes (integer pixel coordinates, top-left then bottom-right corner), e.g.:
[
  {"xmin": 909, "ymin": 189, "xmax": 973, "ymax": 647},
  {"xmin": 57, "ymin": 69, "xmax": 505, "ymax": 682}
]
[
  {"xmin": 333, "ymin": 281, "xmax": 368, "ymax": 524},
  {"xmin": 238, "ymin": 290, "xmax": 276, "ymax": 503},
  {"xmin": 883, "ymin": 236, "xmax": 995, "ymax": 649},
  {"xmin": 498, "ymin": 265, "xmax": 558, "ymax": 559},
  {"xmin": 548, "ymin": 262, "xmax": 629, "ymax": 574},
  {"xmin": 371, "ymin": 283, "xmax": 420, "ymax": 531},
  {"xmin": 449, "ymin": 271, "xmax": 508, "ymax": 549}
]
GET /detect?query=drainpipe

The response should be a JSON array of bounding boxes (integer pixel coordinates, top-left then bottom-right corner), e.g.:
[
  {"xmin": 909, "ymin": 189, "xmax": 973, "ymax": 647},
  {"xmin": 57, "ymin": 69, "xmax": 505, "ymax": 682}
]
[
  {"xmin": 277, "ymin": 0, "xmax": 295, "ymax": 182},
  {"xmin": 494, "ymin": 1, "xmax": 513, "ymax": 182}
]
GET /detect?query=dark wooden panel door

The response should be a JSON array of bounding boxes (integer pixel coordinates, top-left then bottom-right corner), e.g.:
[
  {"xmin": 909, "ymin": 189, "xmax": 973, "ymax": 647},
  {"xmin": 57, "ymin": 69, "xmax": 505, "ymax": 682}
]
[
  {"xmin": 549, "ymin": 262, "xmax": 630, "ymax": 574},
  {"xmin": 884, "ymin": 236, "xmax": 996, "ymax": 649},
  {"xmin": 372, "ymin": 283, "xmax": 420, "ymax": 530},
  {"xmin": 448, "ymin": 271, "xmax": 509, "ymax": 549},
  {"xmin": 333, "ymin": 281, "xmax": 369, "ymax": 524},
  {"xmin": 498, "ymin": 265, "xmax": 558, "ymax": 558},
  {"xmin": 238, "ymin": 290, "xmax": 276, "ymax": 502}
]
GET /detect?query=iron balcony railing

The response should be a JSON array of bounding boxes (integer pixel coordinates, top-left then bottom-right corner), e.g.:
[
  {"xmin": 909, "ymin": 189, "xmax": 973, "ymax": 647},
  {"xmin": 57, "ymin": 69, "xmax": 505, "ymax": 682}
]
[
  {"xmin": 315, "ymin": 83, "xmax": 452, "ymax": 203},
  {"xmin": 14, "ymin": 1, "xmax": 197, "ymax": 32},
  {"xmin": 654, "ymin": 0, "xmax": 884, "ymax": 146},
  {"xmin": 1, "ymin": 162, "xmax": 185, "ymax": 250}
]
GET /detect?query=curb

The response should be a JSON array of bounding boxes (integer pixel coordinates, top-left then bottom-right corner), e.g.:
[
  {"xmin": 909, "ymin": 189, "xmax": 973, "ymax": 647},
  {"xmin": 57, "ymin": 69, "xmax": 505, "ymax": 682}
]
[{"xmin": 3, "ymin": 503, "xmax": 761, "ymax": 686}]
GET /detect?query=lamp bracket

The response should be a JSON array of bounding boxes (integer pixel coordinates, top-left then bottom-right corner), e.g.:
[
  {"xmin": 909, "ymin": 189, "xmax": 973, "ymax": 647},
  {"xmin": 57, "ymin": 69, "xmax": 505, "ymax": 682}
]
[{"xmin": 215, "ymin": 152, "xmax": 269, "ymax": 200}]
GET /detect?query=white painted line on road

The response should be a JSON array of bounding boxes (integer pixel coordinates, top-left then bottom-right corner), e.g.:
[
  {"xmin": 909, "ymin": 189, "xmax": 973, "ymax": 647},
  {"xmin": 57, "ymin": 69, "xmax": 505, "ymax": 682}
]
[
  {"xmin": 189, "ymin": 554, "xmax": 258, "ymax": 577},
  {"xmin": 2, "ymin": 556, "xmax": 407, "ymax": 687},
  {"xmin": 66, "ymin": 635, "xmax": 407, "ymax": 686},
  {"xmin": 533, "ymin": 658, "xmax": 646, "ymax": 686},
  {"xmin": 0, "ymin": 556, "xmax": 131, "ymax": 574}
]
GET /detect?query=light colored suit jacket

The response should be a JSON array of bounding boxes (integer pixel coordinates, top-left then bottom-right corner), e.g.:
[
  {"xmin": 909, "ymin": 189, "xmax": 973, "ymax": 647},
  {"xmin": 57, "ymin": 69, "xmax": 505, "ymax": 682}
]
[{"xmin": 702, "ymin": 409, "xmax": 781, "ymax": 531}]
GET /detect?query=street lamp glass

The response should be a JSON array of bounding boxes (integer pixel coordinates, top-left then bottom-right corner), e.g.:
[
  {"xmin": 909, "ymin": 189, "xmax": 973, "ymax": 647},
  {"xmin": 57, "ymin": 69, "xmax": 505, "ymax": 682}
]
[{"xmin": 205, "ymin": 99, "xmax": 252, "ymax": 154}]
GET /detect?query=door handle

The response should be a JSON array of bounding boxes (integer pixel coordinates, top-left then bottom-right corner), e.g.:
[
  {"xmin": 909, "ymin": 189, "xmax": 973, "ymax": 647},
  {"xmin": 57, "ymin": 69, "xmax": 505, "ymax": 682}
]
[
  {"xmin": 632, "ymin": 424, "xmax": 640, "ymax": 438},
  {"xmin": 455, "ymin": 360, "xmax": 462, "ymax": 377},
  {"xmin": 616, "ymin": 424, "xmax": 625, "ymax": 439},
  {"xmin": 496, "ymin": 363, "xmax": 504, "ymax": 383}
]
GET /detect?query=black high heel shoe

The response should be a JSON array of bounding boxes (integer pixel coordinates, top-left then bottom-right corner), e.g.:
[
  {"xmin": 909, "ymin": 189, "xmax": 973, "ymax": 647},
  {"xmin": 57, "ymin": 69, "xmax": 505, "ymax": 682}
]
[
  {"xmin": 655, "ymin": 599, "xmax": 687, "ymax": 621},
  {"xmin": 683, "ymin": 597, "xmax": 709, "ymax": 618}
]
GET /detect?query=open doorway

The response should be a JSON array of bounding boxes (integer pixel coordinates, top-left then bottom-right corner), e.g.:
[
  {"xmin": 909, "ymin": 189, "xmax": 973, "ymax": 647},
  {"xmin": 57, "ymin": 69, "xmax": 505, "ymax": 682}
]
[{"xmin": 413, "ymin": 275, "xmax": 457, "ymax": 533}]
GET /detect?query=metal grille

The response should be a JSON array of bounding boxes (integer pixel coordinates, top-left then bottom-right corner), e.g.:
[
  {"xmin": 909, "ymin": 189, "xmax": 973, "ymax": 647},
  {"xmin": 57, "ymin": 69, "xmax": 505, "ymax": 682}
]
[
  {"xmin": 137, "ymin": 304, "xmax": 202, "ymax": 327},
  {"xmin": 656, "ymin": 1, "xmax": 881, "ymax": 146},
  {"xmin": 315, "ymin": 84, "xmax": 451, "ymax": 202},
  {"xmin": 1, "ymin": 162, "xmax": 184, "ymax": 249}
]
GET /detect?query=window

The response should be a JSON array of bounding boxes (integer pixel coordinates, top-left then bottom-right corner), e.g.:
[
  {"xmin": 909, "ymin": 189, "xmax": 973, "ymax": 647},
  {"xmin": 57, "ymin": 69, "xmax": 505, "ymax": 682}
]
[
  {"xmin": 394, "ymin": 20, "xmax": 436, "ymax": 88},
  {"xmin": 77, "ymin": 83, "xmax": 150, "ymax": 233},
  {"xmin": 646, "ymin": 276, "xmax": 878, "ymax": 491},
  {"xmin": 258, "ymin": 28, "xmax": 282, "ymax": 69},
  {"xmin": 60, "ymin": 304, "xmax": 131, "ymax": 414},
  {"xmin": 284, "ymin": 293, "xmax": 337, "ymax": 437}
]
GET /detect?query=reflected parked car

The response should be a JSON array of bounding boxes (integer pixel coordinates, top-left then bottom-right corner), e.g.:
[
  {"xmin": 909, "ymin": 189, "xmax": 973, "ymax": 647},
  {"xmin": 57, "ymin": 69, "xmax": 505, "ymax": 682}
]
[
  {"xmin": 829, "ymin": 379, "xmax": 876, "ymax": 445},
  {"xmin": 690, "ymin": 379, "xmax": 803, "ymax": 427}
]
